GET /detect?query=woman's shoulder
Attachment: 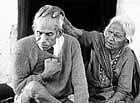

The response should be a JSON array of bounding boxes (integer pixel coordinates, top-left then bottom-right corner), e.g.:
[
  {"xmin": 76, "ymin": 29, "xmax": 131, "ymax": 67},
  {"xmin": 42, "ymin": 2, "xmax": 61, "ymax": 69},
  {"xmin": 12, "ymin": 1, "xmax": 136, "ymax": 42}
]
[{"xmin": 122, "ymin": 47, "xmax": 135, "ymax": 61}]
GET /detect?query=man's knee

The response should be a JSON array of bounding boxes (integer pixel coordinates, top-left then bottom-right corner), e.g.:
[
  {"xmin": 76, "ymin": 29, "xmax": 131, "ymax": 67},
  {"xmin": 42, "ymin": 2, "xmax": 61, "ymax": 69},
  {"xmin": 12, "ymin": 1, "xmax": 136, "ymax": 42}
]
[
  {"xmin": 24, "ymin": 81, "xmax": 42, "ymax": 92},
  {"xmin": 135, "ymin": 94, "xmax": 140, "ymax": 103},
  {"xmin": 14, "ymin": 81, "xmax": 42, "ymax": 103}
]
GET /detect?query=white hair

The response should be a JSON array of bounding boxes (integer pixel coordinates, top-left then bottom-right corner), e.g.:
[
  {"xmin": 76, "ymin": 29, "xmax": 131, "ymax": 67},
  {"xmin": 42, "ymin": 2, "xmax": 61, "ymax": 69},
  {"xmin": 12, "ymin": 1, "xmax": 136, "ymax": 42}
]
[
  {"xmin": 32, "ymin": 5, "xmax": 65, "ymax": 31},
  {"xmin": 104, "ymin": 15, "xmax": 135, "ymax": 43}
]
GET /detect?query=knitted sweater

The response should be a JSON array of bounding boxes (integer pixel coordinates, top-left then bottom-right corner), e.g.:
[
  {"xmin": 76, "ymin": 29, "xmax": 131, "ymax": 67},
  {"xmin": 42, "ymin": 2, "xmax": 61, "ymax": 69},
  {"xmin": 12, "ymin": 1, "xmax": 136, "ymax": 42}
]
[{"xmin": 10, "ymin": 34, "xmax": 89, "ymax": 103}]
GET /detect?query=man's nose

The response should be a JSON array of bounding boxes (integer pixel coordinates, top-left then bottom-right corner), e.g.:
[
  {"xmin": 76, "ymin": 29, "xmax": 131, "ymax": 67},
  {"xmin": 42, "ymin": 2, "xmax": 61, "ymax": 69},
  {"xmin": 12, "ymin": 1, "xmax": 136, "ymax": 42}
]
[{"xmin": 40, "ymin": 33, "xmax": 48, "ymax": 42}]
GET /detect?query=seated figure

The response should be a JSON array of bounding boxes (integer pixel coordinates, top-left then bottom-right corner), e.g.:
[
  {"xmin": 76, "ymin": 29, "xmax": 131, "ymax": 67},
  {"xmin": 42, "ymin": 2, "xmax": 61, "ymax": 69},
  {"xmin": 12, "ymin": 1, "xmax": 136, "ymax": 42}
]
[
  {"xmin": 10, "ymin": 5, "xmax": 89, "ymax": 103},
  {"xmin": 64, "ymin": 15, "xmax": 140, "ymax": 103}
]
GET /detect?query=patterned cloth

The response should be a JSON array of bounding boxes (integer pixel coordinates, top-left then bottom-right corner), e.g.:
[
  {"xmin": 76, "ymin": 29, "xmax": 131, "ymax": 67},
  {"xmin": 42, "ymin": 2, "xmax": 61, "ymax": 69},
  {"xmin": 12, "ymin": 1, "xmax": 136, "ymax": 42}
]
[
  {"xmin": 10, "ymin": 34, "xmax": 89, "ymax": 103},
  {"xmin": 78, "ymin": 30, "xmax": 139, "ymax": 103}
]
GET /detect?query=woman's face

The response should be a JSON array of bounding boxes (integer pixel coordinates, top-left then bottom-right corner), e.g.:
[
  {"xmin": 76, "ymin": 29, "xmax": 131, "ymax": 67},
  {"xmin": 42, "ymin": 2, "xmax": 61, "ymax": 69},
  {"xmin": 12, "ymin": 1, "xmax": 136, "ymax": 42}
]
[{"xmin": 104, "ymin": 22, "xmax": 126, "ymax": 50}]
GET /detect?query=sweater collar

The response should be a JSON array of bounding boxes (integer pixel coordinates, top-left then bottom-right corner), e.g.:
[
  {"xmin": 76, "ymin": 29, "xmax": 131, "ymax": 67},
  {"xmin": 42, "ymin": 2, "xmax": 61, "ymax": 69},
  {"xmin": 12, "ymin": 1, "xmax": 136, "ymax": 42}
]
[{"xmin": 53, "ymin": 35, "xmax": 64, "ymax": 57}]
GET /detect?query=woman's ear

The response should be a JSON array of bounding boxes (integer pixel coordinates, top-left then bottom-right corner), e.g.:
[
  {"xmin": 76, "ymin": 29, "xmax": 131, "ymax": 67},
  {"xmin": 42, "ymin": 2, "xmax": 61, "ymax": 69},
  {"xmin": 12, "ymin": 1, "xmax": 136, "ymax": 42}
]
[{"xmin": 122, "ymin": 38, "xmax": 129, "ymax": 46}]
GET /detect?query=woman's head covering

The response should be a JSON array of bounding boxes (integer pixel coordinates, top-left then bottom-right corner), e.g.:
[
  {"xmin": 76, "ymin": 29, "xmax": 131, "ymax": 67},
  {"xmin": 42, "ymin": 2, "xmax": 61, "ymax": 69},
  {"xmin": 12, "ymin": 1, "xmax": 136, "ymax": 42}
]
[{"xmin": 104, "ymin": 15, "xmax": 135, "ymax": 43}]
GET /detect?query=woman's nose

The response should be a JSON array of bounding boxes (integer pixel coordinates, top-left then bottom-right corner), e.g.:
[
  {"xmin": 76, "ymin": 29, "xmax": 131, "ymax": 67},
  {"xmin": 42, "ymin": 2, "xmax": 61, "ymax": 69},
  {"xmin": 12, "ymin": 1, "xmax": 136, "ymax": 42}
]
[{"xmin": 108, "ymin": 34, "xmax": 115, "ymax": 41}]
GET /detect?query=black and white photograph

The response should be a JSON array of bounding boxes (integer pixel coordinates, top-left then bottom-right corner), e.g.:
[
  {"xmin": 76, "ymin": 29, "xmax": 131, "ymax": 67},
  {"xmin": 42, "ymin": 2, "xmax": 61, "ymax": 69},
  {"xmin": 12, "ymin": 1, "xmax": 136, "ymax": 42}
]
[{"xmin": 0, "ymin": 0, "xmax": 140, "ymax": 103}]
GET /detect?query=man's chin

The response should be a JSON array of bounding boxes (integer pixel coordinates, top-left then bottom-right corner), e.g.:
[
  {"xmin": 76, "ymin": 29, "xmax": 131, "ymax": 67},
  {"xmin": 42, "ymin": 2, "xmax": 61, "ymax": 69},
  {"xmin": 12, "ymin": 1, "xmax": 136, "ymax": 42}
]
[
  {"xmin": 38, "ymin": 45, "xmax": 50, "ymax": 51},
  {"xmin": 42, "ymin": 47, "xmax": 50, "ymax": 51}
]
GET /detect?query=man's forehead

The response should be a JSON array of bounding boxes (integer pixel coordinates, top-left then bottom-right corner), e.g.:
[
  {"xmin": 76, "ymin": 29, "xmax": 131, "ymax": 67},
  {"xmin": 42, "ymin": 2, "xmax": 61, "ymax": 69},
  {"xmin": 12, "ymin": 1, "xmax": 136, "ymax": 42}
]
[{"xmin": 36, "ymin": 17, "xmax": 59, "ymax": 29}]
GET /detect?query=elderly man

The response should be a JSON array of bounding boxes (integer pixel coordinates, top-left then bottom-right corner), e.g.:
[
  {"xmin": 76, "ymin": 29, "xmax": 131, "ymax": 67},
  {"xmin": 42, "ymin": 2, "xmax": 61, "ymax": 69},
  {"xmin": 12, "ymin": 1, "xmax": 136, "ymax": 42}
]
[{"xmin": 10, "ymin": 5, "xmax": 89, "ymax": 103}]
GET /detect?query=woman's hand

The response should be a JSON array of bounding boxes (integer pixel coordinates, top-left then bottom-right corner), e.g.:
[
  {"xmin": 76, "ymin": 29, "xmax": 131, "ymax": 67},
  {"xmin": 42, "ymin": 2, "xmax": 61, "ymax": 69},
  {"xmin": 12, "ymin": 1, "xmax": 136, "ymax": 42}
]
[{"xmin": 63, "ymin": 17, "xmax": 82, "ymax": 38}]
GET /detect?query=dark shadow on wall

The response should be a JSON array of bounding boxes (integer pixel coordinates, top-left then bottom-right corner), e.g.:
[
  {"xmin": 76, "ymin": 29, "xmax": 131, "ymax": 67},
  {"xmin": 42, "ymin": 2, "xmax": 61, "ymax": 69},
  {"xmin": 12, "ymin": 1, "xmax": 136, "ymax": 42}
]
[
  {"xmin": 0, "ymin": 0, "xmax": 117, "ymax": 101},
  {"xmin": 18, "ymin": 0, "xmax": 117, "ymax": 39},
  {"xmin": 17, "ymin": 0, "xmax": 117, "ymax": 72}
]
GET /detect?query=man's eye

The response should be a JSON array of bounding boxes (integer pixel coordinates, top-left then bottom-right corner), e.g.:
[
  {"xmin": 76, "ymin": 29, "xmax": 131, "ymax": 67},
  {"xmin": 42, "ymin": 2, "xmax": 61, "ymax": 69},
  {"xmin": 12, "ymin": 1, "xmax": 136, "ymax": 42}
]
[
  {"xmin": 45, "ymin": 33, "xmax": 54, "ymax": 36},
  {"xmin": 37, "ymin": 31, "xmax": 42, "ymax": 36}
]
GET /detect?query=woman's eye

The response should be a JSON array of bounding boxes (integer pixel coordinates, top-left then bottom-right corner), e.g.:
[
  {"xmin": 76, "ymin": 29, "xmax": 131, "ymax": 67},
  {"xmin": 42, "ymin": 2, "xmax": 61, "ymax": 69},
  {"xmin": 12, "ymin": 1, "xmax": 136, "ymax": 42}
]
[
  {"xmin": 114, "ymin": 34, "xmax": 120, "ymax": 38},
  {"xmin": 108, "ymin": 30, "xmax": 113, "ymax": 34},
  {"xmin": 114, "ymin": 32, "xmax": 124, "ymax": 39}
]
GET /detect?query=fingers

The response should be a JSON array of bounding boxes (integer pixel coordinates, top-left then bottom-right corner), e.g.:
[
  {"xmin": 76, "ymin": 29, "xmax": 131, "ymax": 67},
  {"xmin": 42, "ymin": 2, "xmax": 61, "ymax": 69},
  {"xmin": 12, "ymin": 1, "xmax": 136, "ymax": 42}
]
[
  {"xmin": 44, "ymin": 58, "xmax": 61, "ymax": 70},
  {"xmin": 43, "ymin": 58, "xmax": 61, "ymax": 78}
]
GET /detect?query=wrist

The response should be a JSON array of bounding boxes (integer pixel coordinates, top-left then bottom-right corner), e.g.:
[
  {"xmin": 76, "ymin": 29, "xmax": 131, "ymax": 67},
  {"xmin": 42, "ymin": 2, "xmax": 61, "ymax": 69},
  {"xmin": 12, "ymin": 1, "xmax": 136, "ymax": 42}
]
[
  {"xmin": 40, "ymin": 73, "xmax": 47, "ymax": 82},
  {"xmin": 113, "ymin": 92, "xmax": 125, "ymax": 101}
]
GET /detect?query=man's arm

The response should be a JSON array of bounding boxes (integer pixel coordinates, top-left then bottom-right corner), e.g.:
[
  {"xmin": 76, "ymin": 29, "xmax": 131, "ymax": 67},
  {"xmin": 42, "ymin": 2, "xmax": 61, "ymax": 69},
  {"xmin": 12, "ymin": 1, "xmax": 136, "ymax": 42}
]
[
  {"xmin": 10, "ymin": 42, "xmax": 44, "ymax": 95},
  {"xmin": 71, "ymin": 38, "xmax": 89, "ymax": 103}
]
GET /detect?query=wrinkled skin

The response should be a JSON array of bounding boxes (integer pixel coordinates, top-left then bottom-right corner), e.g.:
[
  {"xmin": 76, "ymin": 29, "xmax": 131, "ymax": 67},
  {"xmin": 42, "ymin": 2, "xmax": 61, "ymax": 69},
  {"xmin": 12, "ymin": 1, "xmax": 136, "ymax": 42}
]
[
  {"xmin": 34, "ymin": 17, "xmax": 59, "ymax": 51},
  {"xmin": 104, "ymin": 22, "xmax": 126, "ymax": 51}
]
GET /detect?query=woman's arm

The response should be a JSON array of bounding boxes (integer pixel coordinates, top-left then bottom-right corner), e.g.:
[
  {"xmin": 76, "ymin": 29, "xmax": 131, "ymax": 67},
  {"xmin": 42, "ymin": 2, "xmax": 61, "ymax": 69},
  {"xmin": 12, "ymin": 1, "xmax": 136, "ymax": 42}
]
[
  {"xmin": 63, "ymin": 17, "xmax": 101, "ymax": 48},
  {"xmin": 63, "ymin": 17, "xmax": 83, "ymax": 39}
]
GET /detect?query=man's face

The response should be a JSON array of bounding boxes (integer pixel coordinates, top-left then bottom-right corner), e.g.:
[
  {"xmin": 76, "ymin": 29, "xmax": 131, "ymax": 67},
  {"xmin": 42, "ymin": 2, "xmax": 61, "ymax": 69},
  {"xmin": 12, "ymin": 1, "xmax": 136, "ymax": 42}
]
[
  {"xmin": 104, "ymin": 22, "xmax": 126, "ymax": 50},
  {"xmin": 34, "ymin": 17, "xmax": 58, "ymax": 51}
]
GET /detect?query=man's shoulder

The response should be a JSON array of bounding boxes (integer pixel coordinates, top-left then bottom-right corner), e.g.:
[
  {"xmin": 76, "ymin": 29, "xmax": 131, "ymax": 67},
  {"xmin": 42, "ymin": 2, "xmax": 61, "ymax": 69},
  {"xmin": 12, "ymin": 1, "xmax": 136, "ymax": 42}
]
[
  {"xmin": 13, "ymin": 35, "xmax": 36, "ymax": 54},
  {"xmin": 62, "ymin": 34, "xmax": 81, "ymax": 52},
  {"xmin": 16, "ymin": 35, "xmax": 35, "ymax": 45},
  {"xmin": 16, "ymin": 35, "xmax": 35, "ymax": 46},
  {"xmin": 63, "ymin": 33, "xmax": 77, "ymax": 40},
  {"xmin": 63, "ymin": 33, "xmax": 79, "ymax": 44}
]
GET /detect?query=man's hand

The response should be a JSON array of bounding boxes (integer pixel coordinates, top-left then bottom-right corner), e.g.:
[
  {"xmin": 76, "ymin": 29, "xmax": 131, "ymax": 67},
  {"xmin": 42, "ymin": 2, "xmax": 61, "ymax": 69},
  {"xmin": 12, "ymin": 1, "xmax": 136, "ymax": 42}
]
[
  {"xmin": 105, "ymin": 97, "xmax": 120, "ymax": 103},
  {"xmin": 41, "ymin": 58, "xmax": 61, "ymax": 81}
]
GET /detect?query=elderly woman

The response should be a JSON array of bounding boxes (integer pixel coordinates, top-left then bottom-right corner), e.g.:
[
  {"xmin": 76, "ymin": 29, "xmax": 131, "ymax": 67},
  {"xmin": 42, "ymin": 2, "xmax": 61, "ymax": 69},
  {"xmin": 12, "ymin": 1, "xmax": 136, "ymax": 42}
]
[{"xmin": 64, "ymin": 15, "xmax": 140, "ymax": 103}]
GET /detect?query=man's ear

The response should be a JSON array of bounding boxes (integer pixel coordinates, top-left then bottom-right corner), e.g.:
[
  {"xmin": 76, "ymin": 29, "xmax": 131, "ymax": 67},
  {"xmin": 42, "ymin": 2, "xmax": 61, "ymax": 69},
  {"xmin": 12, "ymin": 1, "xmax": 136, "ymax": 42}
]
[
  {"xmin": 59, "ymin": 15, "xmax": 64, "ymax": 29},
  {"xmin": 32, "ymin": 24, "xmax": 36, "ymax": 32}
]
